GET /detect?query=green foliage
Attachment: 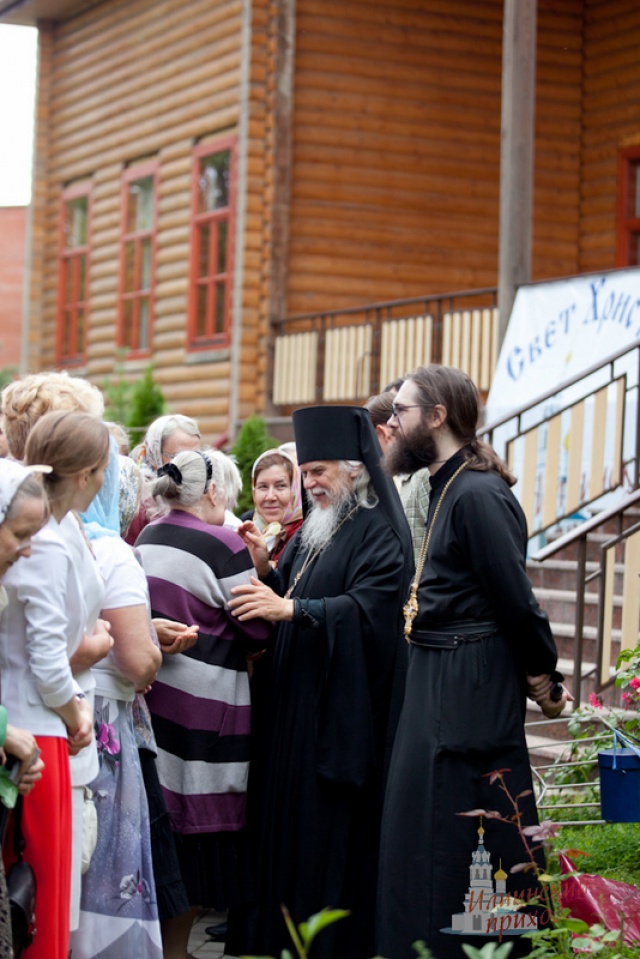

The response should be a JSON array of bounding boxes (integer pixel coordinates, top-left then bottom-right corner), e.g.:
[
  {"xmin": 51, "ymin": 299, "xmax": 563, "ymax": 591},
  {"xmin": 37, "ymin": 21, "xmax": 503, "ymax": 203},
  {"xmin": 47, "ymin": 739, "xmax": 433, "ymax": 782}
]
[
  {"xmin": 125, "ymin": 365, "xmax": 166, "ymax": 439},
  {"xmin": 231, "ymin": 415, "xmax": 279, "ymax": 515},
  {"xmin": 552, "ymin": 822, "xmax": 640, "ymax": 887},
  {"xmin": 102, "ymin": 355, "xmax": 132, "ymax": 425},
  {"xmin": 462, "ymin": 943, "xmax": 513, "ymax": 959},
  {"xmin": 242, "ymin": 906, "xmax": 350, "ymax": 959},
  {"xmin": 102, "ymin": 359, "xmax": 166, "ymax": 446},
  {"xmin": 0, "ymin": 365, "xmax": 17, "ymax": 392}
]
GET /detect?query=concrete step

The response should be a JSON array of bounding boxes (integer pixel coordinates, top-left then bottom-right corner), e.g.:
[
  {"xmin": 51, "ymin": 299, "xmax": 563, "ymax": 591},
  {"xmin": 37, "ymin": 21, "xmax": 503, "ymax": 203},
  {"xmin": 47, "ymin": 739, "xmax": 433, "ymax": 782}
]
[
  {"xmin": 527, "ymin": 557, "xmax": 625, "ymax": 593},
  {"xmin": 535, "ymin": 586, "xmax": 623, "ymax": 630}
]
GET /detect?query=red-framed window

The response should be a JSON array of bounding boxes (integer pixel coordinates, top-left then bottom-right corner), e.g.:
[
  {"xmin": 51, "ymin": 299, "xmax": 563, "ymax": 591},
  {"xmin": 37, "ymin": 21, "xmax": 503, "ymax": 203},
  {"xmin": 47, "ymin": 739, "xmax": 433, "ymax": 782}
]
[
  {"xmin": 57, "ymin": 183, "xmax": 91, "ymax": 364},
  {"xmin": 118, "ymin": 161, "xmax": 158, "ymax": 354},
  {"xmin": 617, "ymin": 146, "xmax": 640, "ymax": 266},
  {"xmin": 188, "ymin": 136, "xmax": 237, "ymax": 349}
]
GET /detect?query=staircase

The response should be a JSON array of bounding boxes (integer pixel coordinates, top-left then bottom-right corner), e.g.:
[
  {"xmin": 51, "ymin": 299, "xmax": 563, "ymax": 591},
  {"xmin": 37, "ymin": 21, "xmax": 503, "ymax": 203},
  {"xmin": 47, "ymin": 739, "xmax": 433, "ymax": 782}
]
[{"xmin": 523, "ymin": 503, "xmax": 640, "ymax": 772}]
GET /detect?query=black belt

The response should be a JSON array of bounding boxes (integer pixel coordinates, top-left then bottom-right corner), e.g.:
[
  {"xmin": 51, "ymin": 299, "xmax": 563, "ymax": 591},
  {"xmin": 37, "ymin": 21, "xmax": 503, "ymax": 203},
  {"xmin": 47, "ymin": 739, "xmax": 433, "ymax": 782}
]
[{"xmin": 409, "ymin": 622, "xmax": 499, "ymax": 649}]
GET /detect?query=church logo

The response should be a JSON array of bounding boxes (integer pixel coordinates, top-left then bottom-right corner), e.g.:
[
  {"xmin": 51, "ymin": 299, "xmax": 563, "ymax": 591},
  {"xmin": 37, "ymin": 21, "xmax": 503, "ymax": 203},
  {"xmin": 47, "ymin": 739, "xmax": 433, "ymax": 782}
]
[{"xmin": 441, "ymin": 818, "xmax": 539, "ymax": 939}]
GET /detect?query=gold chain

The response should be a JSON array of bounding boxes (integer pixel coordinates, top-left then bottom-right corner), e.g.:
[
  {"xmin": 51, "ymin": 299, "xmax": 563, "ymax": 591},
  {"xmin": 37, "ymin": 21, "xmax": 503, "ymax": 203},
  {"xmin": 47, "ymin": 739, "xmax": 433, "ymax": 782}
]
[
  {"xmin": 403, "ymin": 461, "xmax": 468, "ymax": 642},
  {"xmin": 285, "ymin": 504, "xmax": 360, "ymax": 599}
]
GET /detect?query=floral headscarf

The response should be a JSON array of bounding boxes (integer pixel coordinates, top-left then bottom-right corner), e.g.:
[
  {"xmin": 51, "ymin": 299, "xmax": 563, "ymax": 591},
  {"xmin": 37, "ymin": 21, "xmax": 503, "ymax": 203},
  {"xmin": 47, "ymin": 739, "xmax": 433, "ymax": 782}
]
[
  {"xmin": 135, "ymin": 415, "xmax": 200, "ymax": 474},
  {"xmin": 251, "ymin": 447, "xmax": 303, "ymax": 550},
  {"xmin": 118, "ymin": 456, "xmax": 143, "ymax": 537}
]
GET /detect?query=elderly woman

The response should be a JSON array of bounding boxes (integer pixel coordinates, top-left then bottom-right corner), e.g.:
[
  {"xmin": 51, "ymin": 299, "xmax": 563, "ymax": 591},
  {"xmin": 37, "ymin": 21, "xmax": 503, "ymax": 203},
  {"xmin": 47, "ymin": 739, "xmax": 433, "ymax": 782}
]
[
  {"xmin": 126, "ymin": 414, "xmax": 201, "ymax": 546},
  {"xmin": 0, "ymin": 412, "xmax": 110, "ymax": 959},
  {"xmin": 0, "ymin": 461, "xmax": 48, "ymax": 958},
  {"xmin": 135, "ymin": 450, "xmax": 272, "ymax": 959},
  {"xmin": 250, "ymin": 447, "xmax": 303, "ymax": 565},
  {"xmin": 70, "ymin": 439, "xmax": 163, "ymax": 959}
]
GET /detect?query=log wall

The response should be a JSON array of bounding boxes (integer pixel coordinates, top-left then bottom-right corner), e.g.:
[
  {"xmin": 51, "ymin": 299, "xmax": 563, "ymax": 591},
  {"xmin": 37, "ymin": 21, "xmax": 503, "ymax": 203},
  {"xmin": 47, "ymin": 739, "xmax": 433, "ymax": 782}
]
[
  {"xmin": 31, "ymin": 0, "xmax": 249, "ymax": 441},
  {"xmin": 579, "ymin": 0, "xmax": 640, "ymax": 272}
]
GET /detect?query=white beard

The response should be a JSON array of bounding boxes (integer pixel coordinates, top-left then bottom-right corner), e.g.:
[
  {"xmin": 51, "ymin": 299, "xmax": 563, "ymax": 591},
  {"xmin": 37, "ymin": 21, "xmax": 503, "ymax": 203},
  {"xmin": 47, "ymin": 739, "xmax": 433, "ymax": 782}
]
[{"xmin": 300, "ymin": 486, "xmax": 355, "ymax": 553}]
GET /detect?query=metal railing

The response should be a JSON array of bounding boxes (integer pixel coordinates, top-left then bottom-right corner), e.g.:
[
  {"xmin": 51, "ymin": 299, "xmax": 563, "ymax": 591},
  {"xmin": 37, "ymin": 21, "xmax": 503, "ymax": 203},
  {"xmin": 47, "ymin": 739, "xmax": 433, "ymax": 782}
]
[
  {"xmin": 479, "ymin": 340, "xmax": 640, "ymax": 537},
  {"xmin": 526, "ymin": 713, "xmax": 610, "ymax": 826},
  {"xmin": 271, "ymin": 287, "xmax": 499, "ymax": 407},
  {"xmin": 531, "ymin": 489, "xmax": 640, "ymax": 707}
]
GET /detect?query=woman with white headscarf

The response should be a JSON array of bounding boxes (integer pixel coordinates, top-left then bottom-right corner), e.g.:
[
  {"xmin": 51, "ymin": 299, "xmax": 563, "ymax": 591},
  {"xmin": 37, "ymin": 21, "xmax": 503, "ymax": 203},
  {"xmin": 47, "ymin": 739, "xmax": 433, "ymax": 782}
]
[
  {"xmin": 0, "ymin": 460, "xmax": 48, "ymax": 959},
  {"xmin": 126, "ymin": 415, "xmax": 201, "ymax": 548}
]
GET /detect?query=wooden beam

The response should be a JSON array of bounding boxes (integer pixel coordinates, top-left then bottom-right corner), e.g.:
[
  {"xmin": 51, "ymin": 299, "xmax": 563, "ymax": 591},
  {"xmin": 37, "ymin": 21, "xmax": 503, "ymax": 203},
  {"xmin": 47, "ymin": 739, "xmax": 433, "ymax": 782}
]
[
  {"xmin": 265, "ymin": 0, "xmax": 296, "ymax": 415},
  {"xmin": 498, "ymin": 0, "xmax": 537, "ymax": 343}
]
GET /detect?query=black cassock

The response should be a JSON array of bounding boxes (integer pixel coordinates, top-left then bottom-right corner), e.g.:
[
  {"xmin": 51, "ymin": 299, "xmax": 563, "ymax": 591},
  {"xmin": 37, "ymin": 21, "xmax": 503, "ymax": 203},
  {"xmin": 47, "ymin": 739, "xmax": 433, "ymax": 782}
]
[
  {"xmin": 378, "ymin": 450, "xmax": 560, "ymax": 959},
  {"xmin": 227, "ymin": 503, "xmax": 412, "ymax": 959}
]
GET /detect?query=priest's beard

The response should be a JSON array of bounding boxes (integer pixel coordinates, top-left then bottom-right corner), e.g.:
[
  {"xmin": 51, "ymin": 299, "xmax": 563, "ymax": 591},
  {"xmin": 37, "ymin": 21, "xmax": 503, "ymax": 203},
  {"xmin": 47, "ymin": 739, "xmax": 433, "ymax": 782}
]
[
  {"xmin": 300, "ymin": 480, "xmax": 356, "ymax": 553},
  {"xmin": 384, "ymin": 418, "xmax": 439, "ymax": 476}
]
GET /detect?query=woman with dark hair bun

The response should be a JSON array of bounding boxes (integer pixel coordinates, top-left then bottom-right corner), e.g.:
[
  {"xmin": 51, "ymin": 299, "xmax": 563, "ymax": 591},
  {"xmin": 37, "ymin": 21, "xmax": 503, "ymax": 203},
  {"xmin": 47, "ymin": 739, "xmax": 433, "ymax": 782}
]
[{"xmin": 136, "ymin": 450, "xmax": 272, "ymax": 959}]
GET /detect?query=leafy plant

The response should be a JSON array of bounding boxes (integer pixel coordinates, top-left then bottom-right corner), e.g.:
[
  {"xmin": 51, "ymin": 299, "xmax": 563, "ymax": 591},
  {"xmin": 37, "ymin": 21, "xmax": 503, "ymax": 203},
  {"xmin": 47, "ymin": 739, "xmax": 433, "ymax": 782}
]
[
  {"xmin": 102, "ymin": 354, "xmax": 133, "ymax": 424},
  {"xmin": 125, "ymin": 365, "xmax": 166, "ymax": 440},
  {"xmin": 459, "ymin": 769, "xmax": 637, "ymax": 959},
  {"xmin": 102, "ymin": 358, "xmax": 166, "ymax": 446},
  {"xmin": 0, "ymin": 365, "xmax": 17, "ymax": 392},
  {"xmin": 241, "ymin": 905, "xmax": 436, "ymax": 959},
  {"xmin": 231, "ymin": 415, "xmax": 279, "ymax": 515}
]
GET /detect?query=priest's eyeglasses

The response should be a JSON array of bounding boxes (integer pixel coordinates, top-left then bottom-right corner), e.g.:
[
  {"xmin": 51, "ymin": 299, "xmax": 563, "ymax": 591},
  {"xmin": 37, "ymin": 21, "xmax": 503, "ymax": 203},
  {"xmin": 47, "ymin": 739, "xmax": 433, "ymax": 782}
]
[{"xmin": 390, "ymin": 403, "xmax": 422, "ymax": 419}]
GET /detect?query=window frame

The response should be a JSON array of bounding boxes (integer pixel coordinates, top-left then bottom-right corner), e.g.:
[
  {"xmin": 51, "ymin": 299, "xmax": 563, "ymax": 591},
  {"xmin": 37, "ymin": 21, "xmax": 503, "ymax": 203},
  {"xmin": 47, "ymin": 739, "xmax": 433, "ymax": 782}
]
[
  {"xmin": 56, "ymin": 182, "xmax": 92, "ymax": 366},
  {"xmin": 187, "ymin": 135, "xmax": 237, "ymax": 351},
  {"xmin": 117, "ymin": 160, "xmax": 159, "ymax": 357},
  {"xmin": 616, "ymin": 145, "xmax": 640, "ymax": 267}
]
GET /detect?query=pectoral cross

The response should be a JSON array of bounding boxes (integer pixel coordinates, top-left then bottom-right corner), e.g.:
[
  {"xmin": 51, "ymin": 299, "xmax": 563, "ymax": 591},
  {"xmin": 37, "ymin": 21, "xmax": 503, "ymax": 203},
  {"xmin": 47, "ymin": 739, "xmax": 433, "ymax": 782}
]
[{"xmin": 403, "ymin": 586, "xmax": 419, "ymax": 642}]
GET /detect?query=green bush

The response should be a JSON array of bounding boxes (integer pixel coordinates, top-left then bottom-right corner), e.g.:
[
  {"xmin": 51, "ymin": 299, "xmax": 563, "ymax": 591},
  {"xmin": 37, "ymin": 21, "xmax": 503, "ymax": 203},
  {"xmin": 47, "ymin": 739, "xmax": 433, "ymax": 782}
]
[
  {"xmin": 125, "ymin": 366, "xmax": 166, "ymax": 440},
  {"xmin": 231, "ymin": 415, "xmax": 279, "ymax": 515},
  {"xmin": 102, "ymin": 360, "xmax": 166, "ymax": 446}
]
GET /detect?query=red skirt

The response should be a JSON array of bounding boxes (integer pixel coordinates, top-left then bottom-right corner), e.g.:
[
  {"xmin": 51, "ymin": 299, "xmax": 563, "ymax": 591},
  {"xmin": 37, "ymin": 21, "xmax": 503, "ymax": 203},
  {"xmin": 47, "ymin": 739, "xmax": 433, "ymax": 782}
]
[{"xmin": 4, "ymin": 736, "xmax": 72, "ymax": 959}]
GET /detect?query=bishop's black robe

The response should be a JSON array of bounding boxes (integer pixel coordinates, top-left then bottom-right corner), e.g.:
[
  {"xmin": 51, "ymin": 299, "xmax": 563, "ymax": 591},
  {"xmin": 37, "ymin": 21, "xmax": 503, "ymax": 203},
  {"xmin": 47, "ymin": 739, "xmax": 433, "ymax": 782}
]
[
  {"xmin": 377, "ymin": 450, "xmax": 559, "ymax": 959},
  {"xmin": 227, "ymin": 501, "xmax": 412, "ymax": 959}
]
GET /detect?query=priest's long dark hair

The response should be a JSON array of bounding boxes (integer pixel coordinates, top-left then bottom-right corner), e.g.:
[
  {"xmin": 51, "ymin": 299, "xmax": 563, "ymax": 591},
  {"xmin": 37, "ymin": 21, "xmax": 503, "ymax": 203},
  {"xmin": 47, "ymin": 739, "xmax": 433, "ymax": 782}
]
[{"xmin": 407, "ymin": 364, "xmax": 517, "ymax": 487}]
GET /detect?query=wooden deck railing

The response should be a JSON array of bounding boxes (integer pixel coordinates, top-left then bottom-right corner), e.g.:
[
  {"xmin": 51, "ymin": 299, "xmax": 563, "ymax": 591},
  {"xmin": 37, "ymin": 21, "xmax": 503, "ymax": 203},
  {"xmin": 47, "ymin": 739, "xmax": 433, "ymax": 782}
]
[{"xmin": 271, "ymin": 287, "xmax": 499, "ymax": 407}]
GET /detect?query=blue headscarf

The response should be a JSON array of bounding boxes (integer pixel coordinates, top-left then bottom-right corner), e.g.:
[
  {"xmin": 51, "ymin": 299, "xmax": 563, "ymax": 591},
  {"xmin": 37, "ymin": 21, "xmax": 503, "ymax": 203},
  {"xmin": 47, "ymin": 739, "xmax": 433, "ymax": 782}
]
[{"xmin": 80, "ymin": 435, "xmax": 120, "ymax": 540}]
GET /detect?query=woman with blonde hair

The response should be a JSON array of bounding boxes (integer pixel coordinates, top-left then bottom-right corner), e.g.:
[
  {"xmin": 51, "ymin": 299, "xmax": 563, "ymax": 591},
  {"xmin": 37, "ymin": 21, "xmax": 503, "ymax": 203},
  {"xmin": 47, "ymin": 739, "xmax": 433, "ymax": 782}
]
[
  {"xmin": 1, "ymin": 370, "xmax": 104, "ymax": 460},
  {"xmin": 0, "ymin": 411, "xmax": 110, "ymax": 959}
]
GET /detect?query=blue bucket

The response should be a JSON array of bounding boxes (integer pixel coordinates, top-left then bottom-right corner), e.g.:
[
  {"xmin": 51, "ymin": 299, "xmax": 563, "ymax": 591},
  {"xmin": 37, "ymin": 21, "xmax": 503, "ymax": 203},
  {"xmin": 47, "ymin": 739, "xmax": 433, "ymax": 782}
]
[{"xmin": 598, "ymin": 746, "xmax": 640, "ymax": 822}]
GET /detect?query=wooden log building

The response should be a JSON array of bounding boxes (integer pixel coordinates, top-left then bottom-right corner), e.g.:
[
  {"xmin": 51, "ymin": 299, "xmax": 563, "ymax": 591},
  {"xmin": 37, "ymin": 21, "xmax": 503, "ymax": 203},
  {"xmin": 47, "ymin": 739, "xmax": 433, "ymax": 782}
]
[{"xmin": 1, "ymin": 0, "xmax": 639, "ymax": 441}]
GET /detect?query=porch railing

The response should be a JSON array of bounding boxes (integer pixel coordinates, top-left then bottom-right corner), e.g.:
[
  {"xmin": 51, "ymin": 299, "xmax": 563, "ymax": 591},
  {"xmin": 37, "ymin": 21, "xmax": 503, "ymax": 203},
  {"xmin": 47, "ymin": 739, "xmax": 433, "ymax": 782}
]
[
  {"xmin": 271, "ymin": 287, "xmax": 499, "ymax": 407},
  {"xmin": 531, "ymin": 489, "xmax": 640, "ymax": 707},
  {"xmin": 479, "ymin": 340, "xmax": 640, "ymax": 537}
]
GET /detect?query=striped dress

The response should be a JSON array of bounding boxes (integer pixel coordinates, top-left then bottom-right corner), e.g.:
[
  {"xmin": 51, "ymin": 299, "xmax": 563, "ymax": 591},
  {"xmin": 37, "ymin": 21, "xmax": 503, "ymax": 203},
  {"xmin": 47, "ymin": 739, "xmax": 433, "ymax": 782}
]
[{"xmin": 136, "ymin": 509, "xmax": 271, "ymax": 906}]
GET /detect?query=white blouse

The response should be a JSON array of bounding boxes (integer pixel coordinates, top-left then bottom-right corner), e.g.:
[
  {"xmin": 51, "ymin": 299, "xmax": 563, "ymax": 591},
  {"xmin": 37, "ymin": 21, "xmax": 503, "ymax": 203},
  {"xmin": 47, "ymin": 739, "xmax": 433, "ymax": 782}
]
[{"xmin": 0, "ymin": 515, "xmax": 85, "ymax": 737}]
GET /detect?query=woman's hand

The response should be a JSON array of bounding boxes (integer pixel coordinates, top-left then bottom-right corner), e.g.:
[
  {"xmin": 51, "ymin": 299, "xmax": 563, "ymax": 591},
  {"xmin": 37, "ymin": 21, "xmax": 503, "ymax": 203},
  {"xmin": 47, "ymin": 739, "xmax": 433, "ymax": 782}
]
[
  {"xmin": 17, "ymin": 754, "xmax": 44, "ymax": 795},
  {"xmin": 69, "ymin": 618, "xmax": 113, "ymax": 672},
  {"xmin": 152, "ymin": 618, "xmax": 199, "ymax": 655},
  {"xmin": 230, "ymin": 577, "xmax": 293, "ymax": 622},
  {"xmin": 67, "ymin": 698, "xmax": 94, "ymax": 755},
  {"xmin": 236, "ymin": 522, "xmax": 271, "ymax": 578},
  {"xmin": 3, "ymin": 723, "xmax": 40, "ymax": 781}
]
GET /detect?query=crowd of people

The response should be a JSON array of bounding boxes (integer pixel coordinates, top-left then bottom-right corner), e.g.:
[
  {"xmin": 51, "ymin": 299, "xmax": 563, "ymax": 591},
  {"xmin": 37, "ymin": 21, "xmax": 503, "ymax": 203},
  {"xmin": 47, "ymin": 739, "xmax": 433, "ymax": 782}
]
[{"xmin": 0, "ymin": 365, "xmax": 570, "ymax": 959}]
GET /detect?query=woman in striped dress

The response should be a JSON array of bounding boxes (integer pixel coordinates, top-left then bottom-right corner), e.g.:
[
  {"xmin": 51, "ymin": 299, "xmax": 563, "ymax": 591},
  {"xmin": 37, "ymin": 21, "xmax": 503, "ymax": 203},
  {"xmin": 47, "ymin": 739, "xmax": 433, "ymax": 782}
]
[{"xmin": 135, "ymin": 449, "xmax": 271, "ymax": 959}]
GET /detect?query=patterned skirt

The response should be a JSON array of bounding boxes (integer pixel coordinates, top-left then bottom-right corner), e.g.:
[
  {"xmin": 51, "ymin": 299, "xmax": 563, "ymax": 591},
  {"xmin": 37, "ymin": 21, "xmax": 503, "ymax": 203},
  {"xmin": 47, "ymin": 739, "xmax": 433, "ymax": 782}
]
[{"xmin": 69, "ymin": 696, "xmax": 163, "ymax": 959}]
